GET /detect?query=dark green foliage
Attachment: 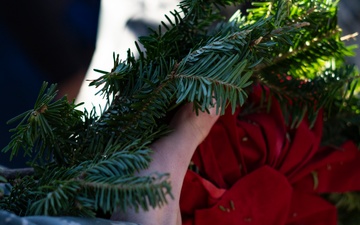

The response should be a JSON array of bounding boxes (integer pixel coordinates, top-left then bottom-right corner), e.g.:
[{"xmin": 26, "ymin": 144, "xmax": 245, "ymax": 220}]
[
  {"xmin": 2, "ymin": 83, "xmax": 84, "ymax": 165},
  {"xmin": 1, "ymin": 0, "xmax": 359, "ymax": 222},
  {"xmin": 326, "ymin": 192, "xmax": 360, "ymax": 225}
]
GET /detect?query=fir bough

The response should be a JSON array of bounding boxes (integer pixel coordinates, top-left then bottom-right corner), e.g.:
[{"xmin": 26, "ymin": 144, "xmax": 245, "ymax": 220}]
[{"xmin": 1, "ymin": 0, "xmax": 359, "ymax": 223}]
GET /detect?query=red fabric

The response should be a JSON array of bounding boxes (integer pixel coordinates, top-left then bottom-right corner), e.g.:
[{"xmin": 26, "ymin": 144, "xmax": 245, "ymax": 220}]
[
  {"xmin": 182, "ymin": 166, "xmax": 292, "ymax": 225},
  {"xmin": 180, "ymin": 87, "xmax": 360, "ymax": 225}
]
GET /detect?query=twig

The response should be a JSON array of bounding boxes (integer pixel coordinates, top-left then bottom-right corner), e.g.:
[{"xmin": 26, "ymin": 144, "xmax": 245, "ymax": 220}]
[
  {"xmin": 0, "ymin": 168, "xmax": 34, "ymax": 180},
  {"xmin": 341, "ymin": 32, "xmax": 358, "ymax": 41},
  {"xmin": 254, "ymin": 27, "xmax": 338, "ymax": 72}
]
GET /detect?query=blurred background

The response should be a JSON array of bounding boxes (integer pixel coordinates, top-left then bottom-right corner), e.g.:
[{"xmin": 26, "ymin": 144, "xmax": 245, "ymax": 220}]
[
  {"xmin": 0, "ymin": 0, "xmax": 101, "ymax": 168},
  {"xmin": 0, "ymin": 0, "xmax": 359, "ymax": 168}
]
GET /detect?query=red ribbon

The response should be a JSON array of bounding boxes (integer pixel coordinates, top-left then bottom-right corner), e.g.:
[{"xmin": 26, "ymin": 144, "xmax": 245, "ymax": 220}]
[{"xmin": 180, "ymin": 87, "xmax": 360, "ymax": 225}]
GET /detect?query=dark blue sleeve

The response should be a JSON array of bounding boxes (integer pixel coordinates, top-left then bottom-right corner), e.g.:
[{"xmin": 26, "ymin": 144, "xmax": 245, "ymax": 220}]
[{"xmin": 0, "ymin": 210, "xmax": 138, "ymax": 225}]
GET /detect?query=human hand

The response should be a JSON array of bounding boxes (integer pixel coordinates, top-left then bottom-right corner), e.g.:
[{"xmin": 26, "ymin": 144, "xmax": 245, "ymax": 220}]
[
  {"xmin": 169, "ymin": 103, "xmax": 220, "ymax": 147},
  {"xmin": 111, "ymin": 103, "xmax": 220, "ymax": 225}
]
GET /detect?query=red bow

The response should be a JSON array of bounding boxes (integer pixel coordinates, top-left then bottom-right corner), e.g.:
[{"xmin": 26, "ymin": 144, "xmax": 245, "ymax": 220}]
[{"xmin": 180, "ymin": 88, "xmax": 360, "ymax": 225}]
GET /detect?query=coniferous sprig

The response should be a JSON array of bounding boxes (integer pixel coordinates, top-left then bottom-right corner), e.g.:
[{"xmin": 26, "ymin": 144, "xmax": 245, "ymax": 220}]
[
  {"xmin": 91, "ymin": 1, "xmax": 314, "ymax": 120},
  {"xmin": 1, "ymin": 0, "xmax": 359, "ymax": 220},
  {"xmin": 28, "ymin": 172, "xmax": 171, "ymax": 216},
  {"xmin": 245, "ymin": 0, "xmax": 357, "ymax": 127},
  {"xmin": 2, "ymin": 83, "xmax": 83, "ymax": 165},
  {"xmin": 140, "ymin": 0, "xmax": 247, "ymax": 61}
]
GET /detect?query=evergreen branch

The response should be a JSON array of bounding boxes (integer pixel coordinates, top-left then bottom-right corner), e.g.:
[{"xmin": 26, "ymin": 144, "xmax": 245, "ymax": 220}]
[
  {"xmin": 82, "ymin": 173, "xmax": 171, "ymax": 213},
  {"xmin": 254, "ymin": 27, "xmax": 343, "ymax": 74},
  {"xmin": 0, "ymin": 176, "xmax": 37, "ymax": 216},
  {"xmin": 140, "ymin": 0, "xmax": 246, "ymax": 61},
  {"xmin": 2, "ymin": 82, "xmax": 83, "ymax": 164},
  {"xmin": 81, "ymin": 148, "xmax": 152, "ymax": 178},
  {"xmin": 2, "ymin": 0, "xmax": 359, "ymax": 220},
  {"xmin": 97, "ymin": 80, "xmax": 174, "ymax": 138},
  {"xmin": 29, "ymin": 180, "xmax": 80, "ymax": 216},
  {"xmin": 173, "ymin": 54, "xmax": 252, "ymax": 114},
  {"xmin": 28, "ymin": 170, "xmax": 171, "ymax": 216},
  {"xmin": 321, "ymin": 76, "xmax": 360, "ymax": 147},
  {"xmin": 90, "ymin": 53, "xmax": 133, "ymax": 101},
  {"xmin": 253, "ymin": 22, "xmax": 312, "ymax": 72}
]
